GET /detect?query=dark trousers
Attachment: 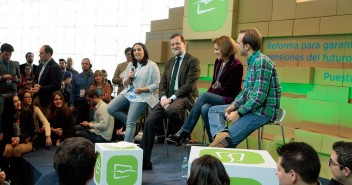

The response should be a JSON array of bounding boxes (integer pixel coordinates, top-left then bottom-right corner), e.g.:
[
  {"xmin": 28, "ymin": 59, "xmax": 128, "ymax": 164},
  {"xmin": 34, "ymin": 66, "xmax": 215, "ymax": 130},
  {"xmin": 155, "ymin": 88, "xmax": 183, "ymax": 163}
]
[
  {"xmin": 140, "ymin": 98, "xmax": 190, "ymax": 160},
  {"xmin": 74, "ymin": 100, "xmax": 90, "ymax": 124}
]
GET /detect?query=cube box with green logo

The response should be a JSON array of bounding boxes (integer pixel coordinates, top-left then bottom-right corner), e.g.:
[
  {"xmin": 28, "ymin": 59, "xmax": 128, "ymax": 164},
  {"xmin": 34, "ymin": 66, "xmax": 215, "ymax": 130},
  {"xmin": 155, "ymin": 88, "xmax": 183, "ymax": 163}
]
[
  {"xmin": 189, "ymin": 146, "xmax": 279, "ymax": 185},
  {"xmin": 94, "ymin": 143, "xmax": 142, "ymax": 185}
]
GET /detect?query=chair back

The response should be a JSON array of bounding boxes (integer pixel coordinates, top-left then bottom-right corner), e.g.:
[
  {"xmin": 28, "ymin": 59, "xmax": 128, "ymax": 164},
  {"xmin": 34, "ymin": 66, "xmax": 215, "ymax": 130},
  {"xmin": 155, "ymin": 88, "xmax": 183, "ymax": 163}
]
[{"xmin": 273, "ymin": 108, "xmax": 286, "ymax": 124}]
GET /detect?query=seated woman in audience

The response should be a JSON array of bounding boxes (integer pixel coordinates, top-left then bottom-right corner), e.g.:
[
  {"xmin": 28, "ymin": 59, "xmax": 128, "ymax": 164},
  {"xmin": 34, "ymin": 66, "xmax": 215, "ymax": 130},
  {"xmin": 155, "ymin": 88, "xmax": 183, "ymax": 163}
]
[
  {"xmin": 187, "ymin": 155, "xmax": 230, "ymax": 185},
  {"xmin": 47, "ymin": 91, "xmax": 75, "ymax": 146},
  {"xmin": 17, "ymin": 63, "xmax": 34, "ymax": 90},
  {"xmin": 90, "ymin": 70, "xmax": 112, "ymax": 103},
  {"xmin": 1, "ymin": 95, "xmax": 34, "ymax": 183},
  {"xmin": 107, "ymin": 42, "xmax": 160, "ymax": 142},
  {"xmin": 171, "ymin": 35, "xmax": 243, "ymax": 145},
  {"xmin": 18, "ymin": 89, "xmax": 52, "ymax": 149}
]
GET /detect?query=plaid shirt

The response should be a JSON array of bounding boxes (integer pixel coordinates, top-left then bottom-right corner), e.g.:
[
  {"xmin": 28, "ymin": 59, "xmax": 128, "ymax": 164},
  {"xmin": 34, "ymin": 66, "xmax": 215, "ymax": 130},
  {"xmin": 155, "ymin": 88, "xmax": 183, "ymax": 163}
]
[{"xmin": 232, "ymin": 50, "xmax": 281, "ymax": 121}]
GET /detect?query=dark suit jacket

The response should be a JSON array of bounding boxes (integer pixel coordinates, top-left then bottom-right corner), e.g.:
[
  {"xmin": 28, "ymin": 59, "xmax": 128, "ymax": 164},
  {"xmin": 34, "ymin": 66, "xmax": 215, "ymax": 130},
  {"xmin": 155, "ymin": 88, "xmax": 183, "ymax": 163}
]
[
  {"xmin": 159, "ymin": 53, "xmax": 200, "ymax": 107},
  {"xmin": 34, "ymin": 58, "xmax": 62, "ymax": 108},
  {"xmin": 20, "ymin": 63, "xmax": 38, "ymax": 76},
  {"xmin": 208, "ymin": 55, "xmax": 243, "ymax": 104}
]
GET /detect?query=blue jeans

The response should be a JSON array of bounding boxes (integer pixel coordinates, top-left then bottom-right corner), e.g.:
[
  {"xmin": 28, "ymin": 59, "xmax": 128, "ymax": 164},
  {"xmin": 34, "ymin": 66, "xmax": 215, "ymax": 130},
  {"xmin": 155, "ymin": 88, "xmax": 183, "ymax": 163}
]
[
  {"xmin": 208, "ymin": 105, "xmax": 270, "ymax": 147},
  {"xmin": 107, "ymin": 94, "xmax": 148, "ymax": 142},
  {"xmin": 181, "ymin": 92, "xmax": 224, "ymax": 142}
]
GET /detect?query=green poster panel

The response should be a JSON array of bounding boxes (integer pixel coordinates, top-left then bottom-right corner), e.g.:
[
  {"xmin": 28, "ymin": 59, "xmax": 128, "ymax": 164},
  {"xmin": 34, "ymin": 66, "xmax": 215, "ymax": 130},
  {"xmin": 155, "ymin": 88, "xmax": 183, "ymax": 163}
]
[{"xmin": 188, "ymin": 0, "xmax": 228, "ymax": 31}]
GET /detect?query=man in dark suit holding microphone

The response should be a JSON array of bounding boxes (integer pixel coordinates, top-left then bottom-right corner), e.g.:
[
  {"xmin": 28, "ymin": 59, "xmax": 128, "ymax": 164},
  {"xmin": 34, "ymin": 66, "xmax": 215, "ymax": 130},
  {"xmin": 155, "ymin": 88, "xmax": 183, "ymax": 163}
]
[{"xmin": 140, "ymin": 33, "xmax": 201, "ymax": 170}]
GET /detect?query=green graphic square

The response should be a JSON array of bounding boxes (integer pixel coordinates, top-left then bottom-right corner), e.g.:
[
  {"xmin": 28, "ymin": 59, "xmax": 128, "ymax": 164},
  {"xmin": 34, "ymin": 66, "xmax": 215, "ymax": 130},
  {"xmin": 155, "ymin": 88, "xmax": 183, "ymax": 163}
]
[
  {"xmin": 106, "ymin": 155, "xmax": 138, "ymax": 185},
  {"xmin": 94, "ymin": 154, "xmax": 102, "ymax": 184},
  {"xmin": 200, "ymin": 149, "xmax": 265, "ymax": 164},
  {"xmin": 188, "ymin": 0, "xmax": 228, "ymax": 31}
]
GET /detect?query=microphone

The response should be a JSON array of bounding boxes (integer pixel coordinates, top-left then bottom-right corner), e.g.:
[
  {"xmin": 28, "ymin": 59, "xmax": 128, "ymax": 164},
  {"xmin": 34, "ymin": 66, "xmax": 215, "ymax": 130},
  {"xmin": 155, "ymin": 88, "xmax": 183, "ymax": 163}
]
[{"xmin": 130, "ymin": 66, "xmax": 135, "ymax": 81}]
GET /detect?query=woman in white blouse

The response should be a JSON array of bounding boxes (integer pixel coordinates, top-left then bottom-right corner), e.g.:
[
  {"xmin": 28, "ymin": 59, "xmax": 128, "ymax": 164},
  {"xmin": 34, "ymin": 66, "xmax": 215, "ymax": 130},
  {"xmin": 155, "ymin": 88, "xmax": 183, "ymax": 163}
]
[{"xmin": 107, "ymin": 42, "xmax": 160, "ymax": 142}]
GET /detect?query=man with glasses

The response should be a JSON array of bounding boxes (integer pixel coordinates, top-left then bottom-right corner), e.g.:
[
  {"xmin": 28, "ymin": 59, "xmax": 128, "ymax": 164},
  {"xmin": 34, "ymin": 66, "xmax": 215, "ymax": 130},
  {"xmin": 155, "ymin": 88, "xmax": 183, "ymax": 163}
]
[
  {"xmin": 328, "ymin": 141, "xmax": 352, "ymax": 185},
  {"xmin": 276, "ymin": 142, "xmax": 321, "ymax": 185}
]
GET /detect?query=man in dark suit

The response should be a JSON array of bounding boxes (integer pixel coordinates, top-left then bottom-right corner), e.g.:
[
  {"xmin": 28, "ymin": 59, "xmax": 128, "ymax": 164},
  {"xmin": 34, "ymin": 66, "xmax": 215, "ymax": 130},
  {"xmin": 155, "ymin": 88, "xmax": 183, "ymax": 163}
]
[
  {"xmin": 32, "ymin": 45, "xmax": 62, "ymax": 112},
  {"xmin": 140, "ymin": 33, "xmax": 201, "ymax": 170},
  {"xmin": 20, "ymin": 52, "xmax": 38, "ymax": 77}
]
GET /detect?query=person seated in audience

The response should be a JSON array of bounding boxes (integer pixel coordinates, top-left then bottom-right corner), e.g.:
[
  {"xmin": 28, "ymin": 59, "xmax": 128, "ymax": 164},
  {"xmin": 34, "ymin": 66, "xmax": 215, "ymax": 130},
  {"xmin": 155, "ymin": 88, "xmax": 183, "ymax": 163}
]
[
  {"xmin": 47, "ymin": 91, "xmax": 75, "ymax": 146},
  {"xmin": 170, "ymin": 35, "xmax": 243, "ymax": 145},
  {"xmin": 17, "ymin": 64, "xmax": 34, "ymax": 90},
  {"xmin": 0, "ymin": 170, "xmax": 10, "ymax": 185},
  {"xmin": 18, "ymin": 89, "xmax": 52, "ymax": 149},
  {"xmin": 106, "ymin": 42, "xmax": 160, "ymax": 142},
  {"xmin": 328, "ymin": 141, "xmax": 352, "ymax": 185},
  {"xmin": 112, "ymin": 47, "xmax": 132, "ymax": 95},
  {"xmin": 76, "ymin": 89, "xmax": 114, "ymax": 143},
  {"xmin": 187, "ymin": 155, "xmax": 230, "ymax": 185},
  {"xmin": 90, "ymin": 70, "xmax": 112, "ymax": 103},
  {"xmin": 54, "ymin": 137, "xmax": 98, "ymax": 185},
  {"xmin": 1, "ymin": 95, "xmax": 34, "ymax": 184},
  {"xmin": 276, "ymin": 142, "xmax": 321, "ymax": 185}
]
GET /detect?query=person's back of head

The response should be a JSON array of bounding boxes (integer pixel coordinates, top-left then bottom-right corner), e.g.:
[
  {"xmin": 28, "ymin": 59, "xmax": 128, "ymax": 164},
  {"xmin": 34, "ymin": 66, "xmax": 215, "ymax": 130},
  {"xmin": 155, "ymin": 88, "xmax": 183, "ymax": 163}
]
[
  {"xmin": 54, "ymin": 137, "xmax": 98, "ymax": 185},
  {"xmin": 330, "ymin": 141, "xmax": 352, "ymax": 184},
  {"xmin": 187, "ymin": 155, "xmax": 230, "ymax": 185},
  {"xmin": 276, "ymin": 142, "xmax": 321, "ymax": 185}
]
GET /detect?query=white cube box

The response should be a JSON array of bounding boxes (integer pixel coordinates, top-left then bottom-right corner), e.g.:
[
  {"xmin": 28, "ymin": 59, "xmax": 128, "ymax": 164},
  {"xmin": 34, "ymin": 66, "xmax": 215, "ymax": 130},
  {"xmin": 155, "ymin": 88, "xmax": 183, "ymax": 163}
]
[
  {"xmin": 189, "ymin": 146, "xmax": 279, "ymax": 185},
  {"xmin": 94, "ymin": 143, "xmax": 143, "ymax": 185}
]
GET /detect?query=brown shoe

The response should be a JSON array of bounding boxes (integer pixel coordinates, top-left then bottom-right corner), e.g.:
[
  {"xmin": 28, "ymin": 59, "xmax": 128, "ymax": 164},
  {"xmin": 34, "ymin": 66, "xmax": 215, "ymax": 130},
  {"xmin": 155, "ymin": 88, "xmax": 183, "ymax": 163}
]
[{"xmin": 209, "ymin": 132, "xmax": 233, "ymax": 148}]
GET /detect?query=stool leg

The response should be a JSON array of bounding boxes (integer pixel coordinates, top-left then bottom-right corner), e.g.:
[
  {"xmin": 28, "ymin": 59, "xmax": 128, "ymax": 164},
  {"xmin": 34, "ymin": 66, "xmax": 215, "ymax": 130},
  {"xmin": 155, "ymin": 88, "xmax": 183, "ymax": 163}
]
[
  {"xmin": 201, "ymin": 119, "xmax": 206, "ymax": 146},
  {"xmin": 280, "ymin": 124, "xmax": 285, "ymax": 144},
  {"xmin": 258, "ymin": 127, "xmax": 262, "ymax": 150},
  {"xmin": 163, "ymin": 118, "xmax": 169, "ymax": 158}
]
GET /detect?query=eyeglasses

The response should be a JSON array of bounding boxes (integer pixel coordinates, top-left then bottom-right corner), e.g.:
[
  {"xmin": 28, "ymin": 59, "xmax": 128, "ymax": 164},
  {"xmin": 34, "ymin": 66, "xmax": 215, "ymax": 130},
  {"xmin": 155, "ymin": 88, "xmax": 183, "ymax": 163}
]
[
  {"xmin": 329, "ymin": 158, "xmax": 344, "ymax": 168},
  {"xmin": 23, "ymin": 96, "xmax": 32, "ymax": 99}
]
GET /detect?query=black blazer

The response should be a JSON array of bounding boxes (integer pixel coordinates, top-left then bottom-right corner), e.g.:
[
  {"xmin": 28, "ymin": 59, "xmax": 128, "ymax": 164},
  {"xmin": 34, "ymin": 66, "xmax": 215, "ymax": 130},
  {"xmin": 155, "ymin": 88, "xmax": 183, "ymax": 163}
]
[
  {"xmin": 34, "ymin": 59, "xmax": 62, "ymax": 108},
  {"xmin": 159, "ymin": 53, "xmax": 201, "ymax": 107}
]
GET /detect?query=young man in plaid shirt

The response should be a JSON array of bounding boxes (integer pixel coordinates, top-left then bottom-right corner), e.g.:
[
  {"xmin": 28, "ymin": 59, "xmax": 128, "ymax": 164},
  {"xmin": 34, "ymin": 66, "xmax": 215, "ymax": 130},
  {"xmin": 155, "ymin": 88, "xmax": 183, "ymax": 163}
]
[{"xmin": 208, "ymin": 28, "xmax": 281, "ymax": 148}]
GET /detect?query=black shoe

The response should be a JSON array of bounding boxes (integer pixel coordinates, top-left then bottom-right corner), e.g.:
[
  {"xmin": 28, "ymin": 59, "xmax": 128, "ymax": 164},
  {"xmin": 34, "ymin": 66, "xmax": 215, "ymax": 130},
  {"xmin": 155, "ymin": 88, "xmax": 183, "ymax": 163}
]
[
  {"xmin": 170, "ymin": 130, "xmax": 189, "ymax": 146},
  {"xmin": 143, "ymin": 160, "xmax": 152, "ymax": 170}
]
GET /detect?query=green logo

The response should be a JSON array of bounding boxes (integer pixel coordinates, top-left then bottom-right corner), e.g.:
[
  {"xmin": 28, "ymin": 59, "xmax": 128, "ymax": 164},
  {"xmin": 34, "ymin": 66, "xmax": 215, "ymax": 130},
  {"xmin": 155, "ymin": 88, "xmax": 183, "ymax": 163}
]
[
  {"xmin": 188, "ymin": 0, "xmax": 228, "ymax": 31},
  {"xmin": 200, "ymin": 149, "xmax": 265, "ymax": 164},
  {"xmin": 106, "ymin": 155, "xmax": 138, "ymax": 185},
  {"xmin": 230, "ymin": 177, "xmax": 262, "ymax": 185},
  {"xmin": 94, "ymin": 154, "xmax": 102, "ymax": 184}
]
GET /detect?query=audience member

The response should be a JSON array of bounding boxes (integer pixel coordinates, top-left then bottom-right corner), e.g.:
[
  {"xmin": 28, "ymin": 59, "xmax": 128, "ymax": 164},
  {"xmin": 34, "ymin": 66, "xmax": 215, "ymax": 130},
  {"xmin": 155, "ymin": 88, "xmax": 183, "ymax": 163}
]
[
  {"xmin": 0, "ymin": 170, "xmax": 10, "ymax": 185},
  {"xmin": 140, "ymin": 33, "xmax": 200, "ymax": 170},
  {"xmin": 112, "ymin": 47, "xmax": 132, "ymax": 95},
  {"xmin": 1, "ymin": 95, "xmax": 34, "ymax": 184},
  {"xmin": 32, "ymin": 45, "xmax": 62, "ymax": 114},
  {"xmin": 76, "ymin": 89, "xmax": 114, "ymax": 142},
  {"xmin": 170, "ymin": 35, "xmax": 243, "ymax": 145},
  {"xmin": 48, "ymin": 91, "xmax": 75, "ymax": 146},
  {"xmin": 65, "ymin": 57, "xmax": 79, "ymax": 78},
  {"xmin": 208, "ymin": 28, "xmax": 281, "ymax": 148},
  {"xmin": 187, "ymin": 155, "xmax": 230, "ymax": 185},
  {"xmin": 89, "ymin": 70, "xmax": 112, "ymax": 103},
  {"xmin": 54, "ymin": 137, "xmax": 98, "ymax": 185},
  {"xmin": 276, "ymin": 142, "xmax": 321, "ymax": 185},
  {"xmin": 18, "ymin": 89, "xmax": 52, "ymax": 148},
  {"xmin": 69, "ymin": 58, "xmax": 94, "ymax": 124},
  {"xmin": 58, "ymin": 59, "xmax": 72, "ymax": 103},
  {"xmin": 101, "ymin": 69, "xmax": 112, "ymax": 87},
  {"xmin": 0, "ymin": 43, "xmax": 20, "ymax": 141},
  {"xmin": 107, "ymin": 42, "xmax": 160, "ymax": 142},
  {"xmin": 328, "ymin": 141, "xmax": 352, "ymax": 185},
  {"xmin": 19, "ymin": 52, "xmax": 37, "ymax": 77},
  {"xmin": 17, "ymin": 64, "xmax": 34, "ymax": 90}
]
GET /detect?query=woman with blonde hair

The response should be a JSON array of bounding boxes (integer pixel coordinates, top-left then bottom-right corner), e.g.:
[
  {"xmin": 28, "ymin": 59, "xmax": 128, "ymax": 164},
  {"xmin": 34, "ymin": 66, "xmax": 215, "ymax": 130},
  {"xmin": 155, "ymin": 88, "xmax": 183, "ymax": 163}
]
[{"xmin": 90, "ymin": 70, "xmax": 112, "ymax": 103}]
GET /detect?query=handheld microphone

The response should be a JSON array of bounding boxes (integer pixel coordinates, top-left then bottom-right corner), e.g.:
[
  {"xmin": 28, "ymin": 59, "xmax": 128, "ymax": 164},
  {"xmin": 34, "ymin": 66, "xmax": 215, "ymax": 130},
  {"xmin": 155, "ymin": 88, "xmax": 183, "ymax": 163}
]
[{"xmin": 130, "ymin": 66, "xmax": 135, "ymax": 81}]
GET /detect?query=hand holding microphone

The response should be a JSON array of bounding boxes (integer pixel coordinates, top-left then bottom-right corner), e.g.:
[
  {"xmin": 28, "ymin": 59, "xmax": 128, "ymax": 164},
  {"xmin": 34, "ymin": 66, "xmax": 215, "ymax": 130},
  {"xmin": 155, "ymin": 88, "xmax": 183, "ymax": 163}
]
[{"xmin": 129, "ymin": 66, "xmax": 135, "ymax": 81}]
